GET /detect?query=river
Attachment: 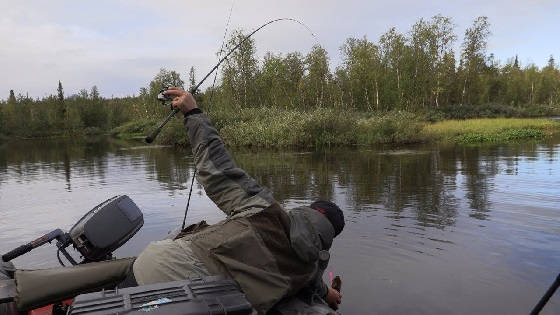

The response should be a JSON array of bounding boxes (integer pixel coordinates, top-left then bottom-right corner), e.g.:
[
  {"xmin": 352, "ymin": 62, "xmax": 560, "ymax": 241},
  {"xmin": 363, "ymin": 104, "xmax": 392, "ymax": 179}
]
[{"xmin": 0, "ymin": 136, "xmax": 559, "ymax": 314}]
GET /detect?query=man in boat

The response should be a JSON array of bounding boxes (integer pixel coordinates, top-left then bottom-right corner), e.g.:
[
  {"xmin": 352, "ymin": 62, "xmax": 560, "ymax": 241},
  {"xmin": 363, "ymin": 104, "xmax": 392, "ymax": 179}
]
[{"xmin": 132, "ymin": 87, "xmax": 344, "ymax": 313}]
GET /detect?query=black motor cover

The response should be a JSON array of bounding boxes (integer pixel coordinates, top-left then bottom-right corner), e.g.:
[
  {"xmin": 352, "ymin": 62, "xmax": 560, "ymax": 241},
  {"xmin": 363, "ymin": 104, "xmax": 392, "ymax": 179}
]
[{"xmin": 69, "ymin": 195, "xmax": 143, "ymax": 261}]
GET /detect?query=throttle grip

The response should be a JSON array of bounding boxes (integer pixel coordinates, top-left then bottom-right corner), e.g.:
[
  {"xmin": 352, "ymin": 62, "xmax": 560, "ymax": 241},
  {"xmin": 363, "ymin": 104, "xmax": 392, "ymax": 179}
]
[{"xmin": 2, "ymin": 244, "xmax": 33, "ymax": 262}]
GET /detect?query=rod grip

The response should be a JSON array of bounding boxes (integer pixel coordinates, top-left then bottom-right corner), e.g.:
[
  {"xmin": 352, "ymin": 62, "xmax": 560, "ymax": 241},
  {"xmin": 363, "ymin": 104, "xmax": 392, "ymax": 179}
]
[
  {"xmin": 2, "ymin": 244, "xmax": 33, "ymax": 262},
  {"xmin": 145, "ymin": 128, "xmax": 162, "ymax": 143}
]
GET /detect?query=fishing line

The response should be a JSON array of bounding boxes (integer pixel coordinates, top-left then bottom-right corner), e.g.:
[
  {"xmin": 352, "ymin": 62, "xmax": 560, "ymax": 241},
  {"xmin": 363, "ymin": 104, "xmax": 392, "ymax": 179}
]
[
  {"xmin": 207, "ymin": 0, "xmax": 235, "ymax": 114},
  {"xmin": 181, "ymin": 1, "xmax": 235, "ymax": 231}
]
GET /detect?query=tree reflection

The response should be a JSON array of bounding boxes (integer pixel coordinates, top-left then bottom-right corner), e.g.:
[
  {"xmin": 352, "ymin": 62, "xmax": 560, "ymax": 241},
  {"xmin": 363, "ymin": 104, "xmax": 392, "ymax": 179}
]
[{"xmin": 1, "ymin": 137, "xmax": 557, "ymax": 228}]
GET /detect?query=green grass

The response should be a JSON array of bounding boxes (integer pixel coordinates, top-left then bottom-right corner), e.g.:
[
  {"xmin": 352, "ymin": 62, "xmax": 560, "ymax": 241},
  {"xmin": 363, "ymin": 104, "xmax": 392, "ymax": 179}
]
[
  {"xmin": 211, "ymin": 108, "xmax": 426, "ymax": 147},
  {"xmin": 111, "ymin": 117, "xmax": 189, "ymax": 145},
  {"xmin": 423, "ymin": 118, "xmax": 560, "ymax": 143},
  {"xmin": 112, "ymin": 112, "xmax": 560, "ymax": 147},
  {"xmin": 111, "ymin": 108, "xmax": 427, "ymax": 147},
  {"xmin": 111, "ymin": 119, "xmax": 158, "ymax": 140}
]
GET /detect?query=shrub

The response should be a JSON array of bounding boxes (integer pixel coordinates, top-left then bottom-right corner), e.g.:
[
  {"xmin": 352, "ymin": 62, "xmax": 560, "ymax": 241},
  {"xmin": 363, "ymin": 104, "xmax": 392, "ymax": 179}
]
[
  {"xmin": 111, "ymin": 119, "xmax": 158, "ymax": 138},
  {"xmin": 355, "ymin": 111, "xmax": 425, "ymax": 144}
]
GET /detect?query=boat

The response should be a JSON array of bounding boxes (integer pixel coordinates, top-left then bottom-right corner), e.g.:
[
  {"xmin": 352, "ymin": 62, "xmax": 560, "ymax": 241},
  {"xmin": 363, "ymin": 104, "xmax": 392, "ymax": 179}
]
[{"xmin": 0, "ymin": 195, "xmax": 338, "ymax": 315}]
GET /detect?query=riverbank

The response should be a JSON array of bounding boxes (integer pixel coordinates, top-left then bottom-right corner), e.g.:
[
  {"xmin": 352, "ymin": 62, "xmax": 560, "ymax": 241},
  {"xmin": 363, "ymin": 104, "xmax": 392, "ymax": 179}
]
[
  {"xmin": 110, "ymin": 108, "xmax": 560, "ymax": 147},
  {"xmin": 423, "ymin": 118, "xmax": 560, "ymax": 143}
]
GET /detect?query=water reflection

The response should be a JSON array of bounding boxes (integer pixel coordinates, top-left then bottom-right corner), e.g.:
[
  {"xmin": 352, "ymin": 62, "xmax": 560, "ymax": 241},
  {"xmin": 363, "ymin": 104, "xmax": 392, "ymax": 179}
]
[
  {"xmin": 1, "ymin": 138, "xmax": 558, "ymax": 226},
  {"xmin": 0, "ymin": 136, "xmax": 559, "ymax": 314}
]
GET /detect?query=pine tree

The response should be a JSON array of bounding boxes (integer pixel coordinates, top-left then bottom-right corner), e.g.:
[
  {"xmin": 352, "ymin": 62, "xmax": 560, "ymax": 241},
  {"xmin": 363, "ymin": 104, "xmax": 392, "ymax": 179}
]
[
  {"xmin": 57, "ymin": 81, "xmax": 64, "ymax": 103},
  {"xmin": 8, "ymin": 90, "xmax": 16, "ymax": 104},
  {"xmin": 188, "ymin": 66, "xmax": 199, "ymax": 94},
  {"xmin": 547, "ymin": 55, "xmax": 555, "ymax": 68},
  {"xmin": 513, "ymin": 55, "xmax": 520, "ymax": 70}
]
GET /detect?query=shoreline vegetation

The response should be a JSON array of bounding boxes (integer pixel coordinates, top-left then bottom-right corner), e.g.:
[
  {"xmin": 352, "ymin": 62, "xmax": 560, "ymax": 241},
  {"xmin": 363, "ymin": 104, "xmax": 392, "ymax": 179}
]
[
  {"xmin": 3, "ymin": 108, "xmax": 560, "ymax": 147},
  {"xmin": 2, "ymin": 15, "xmax": 560, "ymax": 147},
  {"xmin": 110, "ymin": 110, "xmax": 560, "ymax": 147}
]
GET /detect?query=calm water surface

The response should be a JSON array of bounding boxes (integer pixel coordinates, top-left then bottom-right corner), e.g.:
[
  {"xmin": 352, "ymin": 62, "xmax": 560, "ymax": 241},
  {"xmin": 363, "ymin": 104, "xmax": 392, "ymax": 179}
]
[{"xmin": 0, "ymin": 136, "xmax": 559, "ymax": 314}]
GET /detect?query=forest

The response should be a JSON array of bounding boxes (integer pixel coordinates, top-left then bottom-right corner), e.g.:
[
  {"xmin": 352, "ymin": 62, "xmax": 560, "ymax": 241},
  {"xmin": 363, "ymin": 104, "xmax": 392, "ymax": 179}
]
[{"xmin": 1, "ymin": 16, "xmax": 559, "ymax": 144}]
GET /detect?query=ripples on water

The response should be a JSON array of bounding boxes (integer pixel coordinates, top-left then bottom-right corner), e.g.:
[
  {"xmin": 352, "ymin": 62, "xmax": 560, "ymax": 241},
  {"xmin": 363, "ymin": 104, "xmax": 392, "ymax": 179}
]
[{"xmin": 0, "ymin": 137, "xmax": 559, "ymax": 314}]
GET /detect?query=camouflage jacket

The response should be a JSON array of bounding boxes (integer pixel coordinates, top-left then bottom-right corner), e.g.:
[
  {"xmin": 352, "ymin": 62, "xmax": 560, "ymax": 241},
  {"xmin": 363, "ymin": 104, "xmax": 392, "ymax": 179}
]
[{"xmin": 183, "ymin": 111, "xmax": 331, "ymax": 313}]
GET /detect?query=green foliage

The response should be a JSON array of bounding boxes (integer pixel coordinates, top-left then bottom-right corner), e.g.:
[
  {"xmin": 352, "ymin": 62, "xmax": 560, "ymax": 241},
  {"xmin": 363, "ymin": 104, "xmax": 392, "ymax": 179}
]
[
  {"xmin": 420, "ymin": 103, "xmax": 560, "ymax": 121},
  {"xmin": 423, "ymin": 118, "xmax": 560, "ymax": 143},
  {"xmin": 8, "ymin": 90, "xmax": 16, "ymax": 104},
  {"xmin": 219, "ymin": 30, "xmax": 259, "ymax": 108},
  {"xmin": 111, "ymin": 118, "xmax": 158, "ymax": 138},
  {"xmin": 0, "ymin": 68, "xmax": 191, "ymax": 139},
  {"xmin": 210, "ymin": 17, "xmax": 559, "ymax": 114},
  {"xmin": 455, "ymin": 129, "xmax": 545, "ymax": 143},
  {"xmin": 356, "ymin": 111, "xmax": 425, "ymax": 144},
  {"xmin": 154, "ymin": 118, "xmax": 189, "ymax": 146},
  {"xmin": 186, "ymin": 108, "xmax": 425, "ymax": 147},
  {"xmin": 341, "ymin": 37, "xmax": 381, "ymax": 110},
  {"xmin": 57, "ymin": 81, "xmax": 64, "ymax": 103}
]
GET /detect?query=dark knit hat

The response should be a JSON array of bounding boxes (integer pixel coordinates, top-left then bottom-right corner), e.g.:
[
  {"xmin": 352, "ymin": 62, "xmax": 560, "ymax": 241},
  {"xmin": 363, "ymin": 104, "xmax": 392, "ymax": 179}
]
[{"xmin": 310, "ymin": 200, "xmax": 345, "ymax": 236}]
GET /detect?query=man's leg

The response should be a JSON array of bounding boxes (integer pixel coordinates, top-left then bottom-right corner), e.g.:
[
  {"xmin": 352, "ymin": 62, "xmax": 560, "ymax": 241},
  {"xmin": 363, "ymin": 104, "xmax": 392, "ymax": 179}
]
[{"xmin": 133, "ymin": 238, "xmax": 209, "ymax": 285}]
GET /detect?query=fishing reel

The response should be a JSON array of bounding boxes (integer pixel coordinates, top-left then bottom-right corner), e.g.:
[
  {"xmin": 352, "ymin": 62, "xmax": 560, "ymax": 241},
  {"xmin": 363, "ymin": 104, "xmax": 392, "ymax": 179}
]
[
  {"xmin": 157, "ymin": 86, "xmax": 174, "ymax": 110},
  {"xmin": 145, "ymin": 86, "xmax": 182, "ymax": 143}
]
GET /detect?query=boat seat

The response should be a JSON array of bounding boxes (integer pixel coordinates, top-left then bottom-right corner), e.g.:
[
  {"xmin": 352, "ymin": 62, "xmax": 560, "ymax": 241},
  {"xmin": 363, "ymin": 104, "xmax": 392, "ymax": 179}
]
[{"xmin": 14, "ymin": 257, "xmax": 134, "ymax": 311}]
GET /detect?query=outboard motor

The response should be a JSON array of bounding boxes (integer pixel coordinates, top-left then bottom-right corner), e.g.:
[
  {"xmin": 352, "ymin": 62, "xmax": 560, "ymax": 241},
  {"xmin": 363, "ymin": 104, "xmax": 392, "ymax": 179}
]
[
  {"xmin": 68, "ymin": 195, "xmax": 144, "ymax": 263},
  {"xmin": 0, "ymin": 196, "xmax": 144, "ymax": 314},
  {"xmin": 1, "ymin": 195, "xmax": 143, "ymax": 265}
]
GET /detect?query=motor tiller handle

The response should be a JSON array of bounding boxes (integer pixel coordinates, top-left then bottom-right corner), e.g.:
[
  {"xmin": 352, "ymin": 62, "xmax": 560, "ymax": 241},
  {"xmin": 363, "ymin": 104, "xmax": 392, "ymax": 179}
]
[
  {"xmin": 1, "ymin": 244, "xmax": 33, "ymax": 262},
  {"xmin": 1, "ymin": 229, "xmax": 66, "ymax": 262}
]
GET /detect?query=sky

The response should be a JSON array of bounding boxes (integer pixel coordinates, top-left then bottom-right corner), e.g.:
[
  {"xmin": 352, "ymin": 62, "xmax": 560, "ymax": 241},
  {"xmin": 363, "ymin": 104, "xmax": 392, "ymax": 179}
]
[{"xmin": 1, "ymin": 0, "xmax": 559, "ymax": 99}]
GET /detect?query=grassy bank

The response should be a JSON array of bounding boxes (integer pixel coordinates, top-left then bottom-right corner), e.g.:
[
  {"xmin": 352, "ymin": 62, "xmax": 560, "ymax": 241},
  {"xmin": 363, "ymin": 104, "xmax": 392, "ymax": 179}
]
[
  {"xmin": 113, "ymin": 108, "xmax": 426, "ymax": 147},
  {"xmin": 422, "ymin": 118, "xmax": 560, "ymax": 143},
  {"xmin": 112, "ymin": 108, "xmax": 560, "ymax": 147}
]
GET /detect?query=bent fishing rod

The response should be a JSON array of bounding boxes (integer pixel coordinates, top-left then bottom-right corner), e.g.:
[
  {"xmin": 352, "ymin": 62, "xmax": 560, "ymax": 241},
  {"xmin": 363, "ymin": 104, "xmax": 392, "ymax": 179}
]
[
  {"xmin": 145, "ymin": 17, "xmax": 317, "ymax": 143},
  {"xmin": 145, "ymin": 17, "xmax": 318, "ymax": 229}
]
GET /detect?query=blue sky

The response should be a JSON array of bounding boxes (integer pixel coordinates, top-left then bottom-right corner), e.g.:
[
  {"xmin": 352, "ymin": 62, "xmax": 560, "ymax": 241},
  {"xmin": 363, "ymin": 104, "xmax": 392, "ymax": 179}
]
[{"xmin": 1, "ymin": 0, "xmax": 559, "ymax": 99}]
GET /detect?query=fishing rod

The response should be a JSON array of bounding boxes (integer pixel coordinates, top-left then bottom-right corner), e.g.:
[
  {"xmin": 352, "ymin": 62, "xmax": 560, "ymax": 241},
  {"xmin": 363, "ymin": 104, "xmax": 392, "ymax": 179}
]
[
  {"xmin": 530, "ymin": 272, "xmax": 560, "ymax": 315},
  {"xmin": 145, "ymin": 17, "xmax": 317, "ymax": 144}
]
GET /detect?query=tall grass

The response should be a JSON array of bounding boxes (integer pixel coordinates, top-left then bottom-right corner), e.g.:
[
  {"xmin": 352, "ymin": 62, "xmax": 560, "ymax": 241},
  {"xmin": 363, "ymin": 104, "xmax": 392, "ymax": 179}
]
[
  {"xmin": 113, "ymin": 108, "xmax": 426, "ymax": 147},
  {"xmin": 213, "ymin": 108, "xmax": 426, "ymax": 147},
  {"xmin": 423, "ymin": 118, "xmax": 560, "ymax": 143},
  {"xmin": 112, "ymin": 111, "xmax": 560, "ymax": 147}
]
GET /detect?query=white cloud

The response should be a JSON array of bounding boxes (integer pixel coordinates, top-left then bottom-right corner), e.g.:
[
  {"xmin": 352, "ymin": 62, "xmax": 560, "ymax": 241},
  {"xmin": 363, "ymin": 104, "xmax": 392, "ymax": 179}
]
[{"xmin": 1, "ymin": 0, "xmax": 558, "ymax": 99}]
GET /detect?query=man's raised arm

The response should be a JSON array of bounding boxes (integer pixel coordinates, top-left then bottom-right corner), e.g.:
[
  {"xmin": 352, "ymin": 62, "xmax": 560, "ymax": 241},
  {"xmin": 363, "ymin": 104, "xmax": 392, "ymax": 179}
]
[{"xmin": 163, "ymin": 87, "xmax": 276, "ymax": 217}]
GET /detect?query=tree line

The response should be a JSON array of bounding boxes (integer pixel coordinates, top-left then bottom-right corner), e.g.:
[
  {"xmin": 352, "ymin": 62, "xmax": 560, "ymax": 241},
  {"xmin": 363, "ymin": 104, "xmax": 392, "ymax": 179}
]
[
  {"xmin": 1, "ymin": 15, "xmax": 559, "ymax": 138},
  {"xmin": 214, "ymin": 16, "xmax": 560, "ymax": 111},
  {"xmin": 0, "ymin": 69, "xmax": 184, "ymax": 137}
]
